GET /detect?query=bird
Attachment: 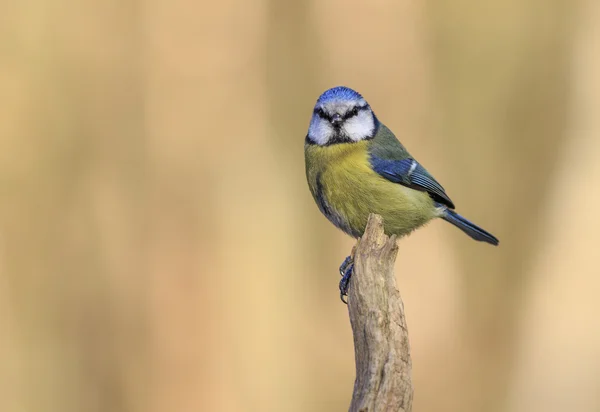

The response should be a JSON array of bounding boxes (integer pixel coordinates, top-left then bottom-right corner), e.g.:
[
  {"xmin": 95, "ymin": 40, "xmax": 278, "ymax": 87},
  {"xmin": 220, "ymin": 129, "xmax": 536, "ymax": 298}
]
[{"xmin": 304, "ymin": 86, "xmax": 498, "ymax": 302}]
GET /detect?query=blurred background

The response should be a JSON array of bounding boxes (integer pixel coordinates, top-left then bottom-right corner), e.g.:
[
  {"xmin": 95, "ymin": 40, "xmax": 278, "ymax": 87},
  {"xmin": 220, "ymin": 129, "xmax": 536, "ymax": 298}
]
[{"xmin": 1, "ymin": 0, "xmax": 599, "ymax": 411}]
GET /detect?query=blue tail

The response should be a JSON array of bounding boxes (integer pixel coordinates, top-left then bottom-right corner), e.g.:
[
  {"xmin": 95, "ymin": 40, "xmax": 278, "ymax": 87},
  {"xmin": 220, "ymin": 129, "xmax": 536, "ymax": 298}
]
[{"xmin": 442, "ymin": 209, "xmax": 499, "ymax": 246}]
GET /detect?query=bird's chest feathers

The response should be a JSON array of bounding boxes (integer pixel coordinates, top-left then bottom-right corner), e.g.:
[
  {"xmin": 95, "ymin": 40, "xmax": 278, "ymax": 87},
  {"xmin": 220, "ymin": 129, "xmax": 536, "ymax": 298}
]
[
  {"xmin": 308, "ymin": 142, "xmax": 373, "ymax": 192},
  {"xmin": 306, "ymin": 142, "xmax": 378, "ymax": 233}
]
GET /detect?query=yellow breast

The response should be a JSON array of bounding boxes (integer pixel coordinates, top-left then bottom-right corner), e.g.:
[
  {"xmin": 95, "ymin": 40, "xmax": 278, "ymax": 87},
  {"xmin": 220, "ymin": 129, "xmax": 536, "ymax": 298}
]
[{"xmin": 305, "ymin": 142, "xmax": 438, "ymax": 237}]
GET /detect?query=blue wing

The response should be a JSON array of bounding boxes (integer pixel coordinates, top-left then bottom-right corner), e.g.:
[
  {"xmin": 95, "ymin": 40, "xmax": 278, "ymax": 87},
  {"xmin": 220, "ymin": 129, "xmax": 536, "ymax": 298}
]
[{"xmin": 370, "ymin": 156, "xmax": 456, "ymax": 209}]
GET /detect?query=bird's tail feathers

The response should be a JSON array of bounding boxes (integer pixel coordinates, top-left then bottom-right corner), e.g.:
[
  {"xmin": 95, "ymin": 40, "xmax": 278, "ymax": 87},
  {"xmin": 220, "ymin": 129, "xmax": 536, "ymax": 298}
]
[{"xmin": 441, "ymin": 208, "xmax": 499, "ymax": 246}]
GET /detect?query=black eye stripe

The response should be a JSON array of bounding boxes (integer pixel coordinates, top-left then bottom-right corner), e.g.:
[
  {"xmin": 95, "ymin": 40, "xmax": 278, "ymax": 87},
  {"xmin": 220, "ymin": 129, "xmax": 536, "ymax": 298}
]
[
  {"xmin": 314, "ymin": 105, "xmax": 368, "ymax": 121},
  {"xmin": 314, "ymin": 107, "xmax": 331, "ymax": 121},
  {"xmin": 343, "ymin": 105, "xmax": 367, "ymax": 120}
]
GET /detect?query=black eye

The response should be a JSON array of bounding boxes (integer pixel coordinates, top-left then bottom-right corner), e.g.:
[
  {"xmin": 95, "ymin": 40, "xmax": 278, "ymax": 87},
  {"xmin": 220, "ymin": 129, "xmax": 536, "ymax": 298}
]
[
  {"xmin": 344, "ymin": 107, "xmax": 359, "ymax": 119},
  {"xmin": 314, "ymin": 107, "xmax": 327, "ymax": 119}
]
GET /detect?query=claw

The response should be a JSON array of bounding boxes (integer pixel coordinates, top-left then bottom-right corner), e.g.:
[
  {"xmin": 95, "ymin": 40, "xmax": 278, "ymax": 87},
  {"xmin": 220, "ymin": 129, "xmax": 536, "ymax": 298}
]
[
  {"xmin": 339, "ymin": 262, "xmax": 354, "ymax": 304},
  {"xmin": 339, "ymin": 255, "xmax": 353, "ymax": 277}
]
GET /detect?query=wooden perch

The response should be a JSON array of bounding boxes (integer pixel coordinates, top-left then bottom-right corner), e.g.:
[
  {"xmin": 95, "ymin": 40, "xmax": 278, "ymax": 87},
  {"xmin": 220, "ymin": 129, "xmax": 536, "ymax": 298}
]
[{"xmin": 347, "ymin": 214, "xmax": 413, "ymax": 412}]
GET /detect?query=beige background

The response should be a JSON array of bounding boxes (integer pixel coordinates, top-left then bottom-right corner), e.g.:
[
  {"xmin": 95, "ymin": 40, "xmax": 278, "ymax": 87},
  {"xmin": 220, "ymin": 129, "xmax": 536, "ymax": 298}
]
[{"xmin": 1, "ymin": 1, "xmax": 599, "ymax": 411}]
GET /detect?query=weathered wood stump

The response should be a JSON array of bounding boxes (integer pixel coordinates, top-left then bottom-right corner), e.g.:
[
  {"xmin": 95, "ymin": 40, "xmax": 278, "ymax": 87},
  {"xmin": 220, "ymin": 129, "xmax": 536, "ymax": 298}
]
[{"xmin": 347, "ymin": 214, "xmax": 413, "ymax": 412}]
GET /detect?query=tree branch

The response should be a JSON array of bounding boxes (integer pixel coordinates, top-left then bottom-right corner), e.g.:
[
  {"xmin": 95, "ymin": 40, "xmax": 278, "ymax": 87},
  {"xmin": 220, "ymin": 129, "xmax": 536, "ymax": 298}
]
[{"xmin": 347, "ymin": 214, "xmax": 413, "ymax": 412}]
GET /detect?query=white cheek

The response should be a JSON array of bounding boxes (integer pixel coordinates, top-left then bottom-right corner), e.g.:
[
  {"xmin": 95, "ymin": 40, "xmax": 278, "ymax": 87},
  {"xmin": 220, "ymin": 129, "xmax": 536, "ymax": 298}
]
[
  {"xmin": 343, "ymin": 111, "xmax": 374, "ymax": 141},
  {"xmin": 308, "ymin": 116, "xmax": 333, "ymax": 145}
]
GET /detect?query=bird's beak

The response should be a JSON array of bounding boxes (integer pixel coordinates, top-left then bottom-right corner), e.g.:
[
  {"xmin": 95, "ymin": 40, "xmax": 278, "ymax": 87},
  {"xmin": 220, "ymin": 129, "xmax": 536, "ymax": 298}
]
[{"xmin": 331, "ymin": 114, "xmax": 343, "ymax": 127}]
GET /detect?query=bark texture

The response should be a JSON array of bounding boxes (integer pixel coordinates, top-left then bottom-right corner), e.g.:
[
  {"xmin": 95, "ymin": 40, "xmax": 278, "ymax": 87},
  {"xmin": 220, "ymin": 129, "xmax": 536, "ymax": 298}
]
[{"xmin": 347, "ymin": 214, "xmax": 413, "ymax": 412}]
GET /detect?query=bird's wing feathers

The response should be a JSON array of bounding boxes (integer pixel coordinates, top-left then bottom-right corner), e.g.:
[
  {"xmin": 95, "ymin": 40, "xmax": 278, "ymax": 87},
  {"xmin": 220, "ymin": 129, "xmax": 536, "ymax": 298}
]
[{"xmin": 370, "ymin": 155, "xmax": 456, "ymax": 209}]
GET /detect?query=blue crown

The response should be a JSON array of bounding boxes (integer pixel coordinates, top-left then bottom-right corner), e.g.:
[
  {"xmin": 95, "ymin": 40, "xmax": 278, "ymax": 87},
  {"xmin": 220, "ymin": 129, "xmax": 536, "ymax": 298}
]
[{"xmin": 317, "ymin": 86, "xmax": 364, "ymax": 104}]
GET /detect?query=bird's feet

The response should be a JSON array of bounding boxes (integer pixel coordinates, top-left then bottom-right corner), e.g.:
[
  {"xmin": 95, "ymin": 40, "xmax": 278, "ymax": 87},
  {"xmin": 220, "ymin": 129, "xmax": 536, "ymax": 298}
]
[{"xmin": 339, "ymin": 256, "xmax": 354, "ymax": 304}]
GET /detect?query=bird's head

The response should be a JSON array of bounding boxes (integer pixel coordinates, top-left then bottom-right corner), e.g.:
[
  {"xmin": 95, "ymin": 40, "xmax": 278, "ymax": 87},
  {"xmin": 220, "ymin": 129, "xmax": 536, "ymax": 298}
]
[{"xmin": 306, "ymin": 86, "xmax": 378, "ymax": 146}]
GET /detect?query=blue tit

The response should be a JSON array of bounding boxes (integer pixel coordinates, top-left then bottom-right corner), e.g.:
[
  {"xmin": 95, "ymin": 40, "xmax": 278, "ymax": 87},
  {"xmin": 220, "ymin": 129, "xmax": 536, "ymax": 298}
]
[{"xmin": 304, "ymin": 86, "xmax": 498, "ymax": 302}]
